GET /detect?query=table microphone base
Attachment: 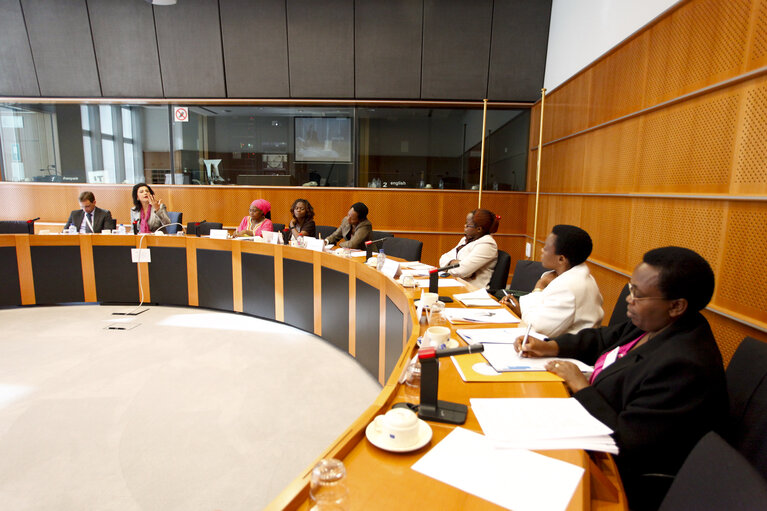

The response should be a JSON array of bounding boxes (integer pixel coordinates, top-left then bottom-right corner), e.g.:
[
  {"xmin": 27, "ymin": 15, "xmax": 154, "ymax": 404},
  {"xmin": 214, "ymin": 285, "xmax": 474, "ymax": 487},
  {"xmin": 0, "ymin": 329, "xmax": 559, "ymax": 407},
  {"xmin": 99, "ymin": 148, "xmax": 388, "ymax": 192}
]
[{"xmin": 418, "ymin": 400, "xmax": 468, "ymax": 425}]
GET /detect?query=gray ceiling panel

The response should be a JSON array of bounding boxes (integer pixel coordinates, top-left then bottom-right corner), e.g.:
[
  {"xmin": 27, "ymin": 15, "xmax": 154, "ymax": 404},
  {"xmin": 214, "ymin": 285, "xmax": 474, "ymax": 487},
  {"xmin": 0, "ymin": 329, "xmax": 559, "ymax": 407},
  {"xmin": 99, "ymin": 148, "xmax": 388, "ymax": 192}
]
[
  {"xmin": 154, "ymin": 0, "xmax": 226, "ymax": 98},
  {"xmin": 87, "ymin": 0, "xmax": 163, "ymax": 98},
  {"xmin": 421, "ymin": 0, "xmax": 493, "ymax": 100},
  {"xmin": 0, "ymin": 0, "xmax": 39, "ymax": 96},
  {"xmin": 220, "ymin": 0, "xmax": 290, "ymax": 98},
  {"xmin": 488, "ymin": 0, "xmax": 552, "ymax": 102},
  {"xmin": 287, "ymin": 0, "xmax": 354, "ymax": 98},
  {"xmin": 21, "ymin": 0, "xmax": 101, "ymax": 96},
  {"xmin": 355, "ymin": 0, "xmax": 422, "ymax": 99}
]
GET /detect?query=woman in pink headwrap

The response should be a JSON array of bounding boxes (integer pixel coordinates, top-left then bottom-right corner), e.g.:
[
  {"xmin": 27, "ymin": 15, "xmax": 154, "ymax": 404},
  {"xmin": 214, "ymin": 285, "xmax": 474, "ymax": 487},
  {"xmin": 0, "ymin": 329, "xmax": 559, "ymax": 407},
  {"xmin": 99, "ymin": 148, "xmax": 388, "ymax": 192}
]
[{"xmin": 233, "ymin": 199, "xmax": 274, "ymax": 237}]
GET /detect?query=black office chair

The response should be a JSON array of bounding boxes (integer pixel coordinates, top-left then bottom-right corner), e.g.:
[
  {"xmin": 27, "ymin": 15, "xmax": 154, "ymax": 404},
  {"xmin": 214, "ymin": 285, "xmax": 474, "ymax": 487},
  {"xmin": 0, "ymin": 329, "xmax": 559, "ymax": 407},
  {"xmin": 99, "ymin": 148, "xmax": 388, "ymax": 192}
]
[
  {"xmin": 104, "ymin": 218, "xmax": 117, "ymax": 231},
  {"xmin": 272, "ymin": 222, "xmax": 285, "ymax": 232},
  {"xmin": 493, "ymin": 259, "xmax": 545, "ymax": 299},
  {"xmin": 382, "ymin": 237, "xmax": 422, "ymax": 261},
  {"xmin": 370, "ymin": 230, "xmax": 394, "ymax": 241},
  {"xmin": 608, "ymin": 283, "xmax": 631, "ymax": 326},
  {"xmin": 315, "ymin": 225, "xmax": 338, "ymax": 239},
  {"xmin": 487, "ymin": 250, "xmax": 511, "ymax": 293},
  {"xmin": 187, "ymin": 221, "xmax": 223, "ymax": 236},
  {"xmin": 163, "ymin": 211, "xmax": 183, "ymax": 234},
  {"xmin": 0, "ymin": 220, "xmax": 35, "ymax": 234},
  {"xmin": 723, "ymin": 336, "xmax": 767, "ymax": 480},
  {"xmin": 658, "ymin": 431, "xmax": 767, "ymax": 511}
]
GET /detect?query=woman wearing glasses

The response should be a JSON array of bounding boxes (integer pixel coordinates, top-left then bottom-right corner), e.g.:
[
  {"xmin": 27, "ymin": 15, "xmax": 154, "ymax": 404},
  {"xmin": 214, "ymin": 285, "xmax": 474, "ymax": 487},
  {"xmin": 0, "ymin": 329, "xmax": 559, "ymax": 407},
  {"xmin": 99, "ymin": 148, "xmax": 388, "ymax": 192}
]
[
  {"xmin": 233, "ymin": 199, "xmax": 273, "ymax": 238},
  {"xmin": 515, "ymin": 246, "xmax": 726, "ymax": 511},
  {"xmin": 438, "ymin": 209, "xmax": 499, "ymax": 289}
]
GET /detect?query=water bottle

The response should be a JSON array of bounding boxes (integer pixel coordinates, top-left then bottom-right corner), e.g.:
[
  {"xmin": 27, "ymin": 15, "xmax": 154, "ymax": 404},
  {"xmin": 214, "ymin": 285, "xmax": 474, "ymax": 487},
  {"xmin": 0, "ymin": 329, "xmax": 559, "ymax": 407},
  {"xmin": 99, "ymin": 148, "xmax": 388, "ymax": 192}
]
[
  {"xmin": 309, "ymin": 458, "xmax": 349, "ymax": 511},
  {"xmin": 117, "ymin": 223, "xmax": 125, "ymax": 235},
  {"xmin": 68, "ymin": 224, "xmax": 77, "ymax": 235},
  {"xmin": 377, "ymin": 248, "xmax": 386, "ymax": 271}
]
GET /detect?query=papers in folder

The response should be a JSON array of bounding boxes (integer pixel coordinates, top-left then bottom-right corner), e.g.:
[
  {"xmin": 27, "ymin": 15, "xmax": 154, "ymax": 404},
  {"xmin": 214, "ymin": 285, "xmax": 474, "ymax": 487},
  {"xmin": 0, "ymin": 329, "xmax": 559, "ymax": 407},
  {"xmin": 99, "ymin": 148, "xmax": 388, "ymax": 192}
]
[
  {"xmin": 453, "ymin": 288, "xmax": 500, "ymax": 307},
  {"xmin": 470, "ymin": 398, "xmax": 618, "ymax": 454},
  {"xmin": 412, "ymin": 427, "xmax": 585, "ymax": 511},
  {"xmin": 442, "ymin": 308, "xmax": 519, "ymax": 324}
]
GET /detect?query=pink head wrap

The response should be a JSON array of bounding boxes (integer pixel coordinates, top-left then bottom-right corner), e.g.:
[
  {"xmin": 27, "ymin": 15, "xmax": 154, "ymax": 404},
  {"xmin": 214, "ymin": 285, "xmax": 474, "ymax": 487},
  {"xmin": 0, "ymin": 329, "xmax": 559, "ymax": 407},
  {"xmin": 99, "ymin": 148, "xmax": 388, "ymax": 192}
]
[{"xmin": 250, "ymin": 199, "xmax": 271, "ymax": 215}]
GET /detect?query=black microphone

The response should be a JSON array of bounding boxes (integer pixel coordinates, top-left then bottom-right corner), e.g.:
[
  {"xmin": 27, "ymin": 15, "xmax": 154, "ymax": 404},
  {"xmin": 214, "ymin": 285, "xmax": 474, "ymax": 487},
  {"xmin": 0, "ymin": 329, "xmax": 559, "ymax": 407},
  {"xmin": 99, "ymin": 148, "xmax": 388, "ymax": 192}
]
[
  {"xmin": 365, "ymin": 237, "xmax": 388, "ymax": 260},
  {"xmin": 132, "ymin": 220, "xmax": 138, "ymax": 235},
  {"xmin": 418, "ymin": 343, "xmax": 484, "ymax": 360},
  {"xmin": 430, "ymin": 262, "xmax": 460, "ymax": 274},
  {"xmin": 27, "ymin": 217, "xmax": 40, "ymax": 223}
]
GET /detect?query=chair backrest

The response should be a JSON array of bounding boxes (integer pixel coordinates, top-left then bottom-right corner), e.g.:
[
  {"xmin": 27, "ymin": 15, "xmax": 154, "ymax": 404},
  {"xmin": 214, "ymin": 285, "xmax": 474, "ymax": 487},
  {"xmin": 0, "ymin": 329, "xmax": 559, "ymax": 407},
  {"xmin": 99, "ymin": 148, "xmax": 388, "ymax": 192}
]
[
  {"xmin": 104, "ymin": 218, "xmax": 117, "ymax": 231},
  {"xmin": 609, "ymin": 283, "xmax": 631, "ymax": 326},
  {"xmin": 658, "ymin": 431, "xmax": 767, "ymax": 511},
  {"xmin": 315, "ymin": 225, "xmax": 338, "ymax": 239},
  {"xmin": 272, "ymin": 222, "xmax": 285, "ymax": 233},
  {"xmin": 724, "ymin": 336, "xmax": 767, "ymax": 479},
  {"xmin": 488, "ymin": 250, "xmax": 511, "ymax": 292},
  {"xmin": 0, "ymin": 220, "xmax": 34, "ymax": 234},
  {"xmin": 370, "ymin": 230, "xmax": 394, "ymax": 241},
  {"xmin": 382, "ymin": 237, "xmax": 422, "ymax": 261},
  {"xmin": 187, "ymin": 221, "xmax": 223, "ymax": 236},
  {"xmin": 508, "ymin": 260, "xmax": 545, "ymax": 293},
  {"xmin": 163, "ymin": 211, "xmax": 183, "ymax": 234}
]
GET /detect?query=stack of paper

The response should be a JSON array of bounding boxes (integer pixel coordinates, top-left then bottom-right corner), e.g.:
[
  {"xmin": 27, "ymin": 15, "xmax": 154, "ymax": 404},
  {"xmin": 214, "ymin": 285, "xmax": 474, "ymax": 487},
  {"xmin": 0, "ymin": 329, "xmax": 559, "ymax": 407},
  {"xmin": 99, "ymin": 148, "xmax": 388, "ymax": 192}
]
[
  {"xmin": 412, "ymin": 427, "xmax": 585, "ymax": 511},
  {"xmin": 453, "ymin": 289, "xmax": 500, "ymax": 307},
  {"xmin": 414, "ymin": 278, "xmax": 464, "ymax": 288},
  {"xmin": 470, "ymin": 398, "xmax": 618, "ymax": 454},
  {"xmin": 442, "ymin": 308, "xmax": 519, "ymax": 324}
]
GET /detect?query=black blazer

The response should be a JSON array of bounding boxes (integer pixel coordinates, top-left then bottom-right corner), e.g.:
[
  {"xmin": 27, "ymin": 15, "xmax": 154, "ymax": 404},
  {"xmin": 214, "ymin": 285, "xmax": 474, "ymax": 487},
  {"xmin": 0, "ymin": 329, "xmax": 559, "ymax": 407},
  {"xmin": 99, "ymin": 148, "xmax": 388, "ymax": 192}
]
[
  {"xmin": 555, "ymin": 313, "xmax": 727, "ymax": 506},
  {"xmin": 64, "ymin": 207, "xmax": 113, "ymax": 233}
]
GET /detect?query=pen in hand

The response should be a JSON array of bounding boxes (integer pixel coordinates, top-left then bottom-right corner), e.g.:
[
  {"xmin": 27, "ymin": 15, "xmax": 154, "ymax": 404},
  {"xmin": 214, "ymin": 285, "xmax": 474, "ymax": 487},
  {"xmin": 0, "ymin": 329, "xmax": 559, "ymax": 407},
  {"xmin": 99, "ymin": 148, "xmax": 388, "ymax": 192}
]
[{"xmin": 521, "ymin": 324, "xmax": 532, "ymax": 353}]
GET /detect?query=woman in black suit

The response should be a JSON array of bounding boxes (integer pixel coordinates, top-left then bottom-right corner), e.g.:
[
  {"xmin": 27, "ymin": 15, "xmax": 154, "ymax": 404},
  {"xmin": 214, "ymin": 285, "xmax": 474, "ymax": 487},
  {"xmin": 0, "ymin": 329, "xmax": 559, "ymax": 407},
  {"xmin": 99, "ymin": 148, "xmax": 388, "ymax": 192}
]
[{"xmin": 515, "ymin": 246, "xmax": 727, "ymax": 511}]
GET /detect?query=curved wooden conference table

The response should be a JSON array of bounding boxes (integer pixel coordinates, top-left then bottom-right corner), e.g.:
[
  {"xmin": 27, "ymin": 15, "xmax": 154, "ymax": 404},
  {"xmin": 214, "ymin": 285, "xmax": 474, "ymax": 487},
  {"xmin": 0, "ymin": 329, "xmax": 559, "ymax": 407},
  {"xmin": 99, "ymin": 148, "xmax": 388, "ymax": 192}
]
[{"xmin": 0, "ymin": 233, "xmax": 627, "ymax": 511}]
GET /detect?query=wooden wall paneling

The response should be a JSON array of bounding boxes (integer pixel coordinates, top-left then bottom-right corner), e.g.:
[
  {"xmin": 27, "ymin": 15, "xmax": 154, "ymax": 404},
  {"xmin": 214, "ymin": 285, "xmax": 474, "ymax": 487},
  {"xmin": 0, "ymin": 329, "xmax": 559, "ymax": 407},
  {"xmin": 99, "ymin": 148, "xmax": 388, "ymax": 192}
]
[
  {"xmin": 420, "ymin": 0, "xmax": 493, "ymax": 100},
  {"xmin": 487, "ymin": 0, "xmax": 552, "ymax": 102},
  {"xmin": 286, "ymin": 0, "xmax": 354, "ymax": 98},
  {"xmin": 79, "ymin": 235, "xmax": 97, "ymax": 302},
  {"xmin": 543, "ymin": 68, "xmax": 593, "ymax": 144},
  {"xmin": 20, "ymin": 0, "xmax": 101, "ymax": 96},
  {"xmin": 153, "ymin": 0, "xmax": 226, "ymax": 97},
  {"xmin": 705, "ymin": 310, "xmax": 767, "ymax": 367},
  {"xmin": 579, "ymin": 197, "xmax": 631, "ymax": 270},
  {"xmin": 586, "ymin": 261, "xmax": 629, "ymax": 326},
  {"xmin": 745, "ymin": 0, "xmax": 767, "ymax": 71},
  {"xmin": 731, "ymin": 75, "xmax": 767, "ymax": 195},
  {"xmin": 219, "ymin": 0, "xmax": 290, "ymax": 98},
  {"xmin": 0, "ymin": 0, "xmax": 40, "ymax": 95},
  {"xmin": 581, "ymin": 118, "xmax": 640, "ymax": 193},
  {"xmin": 86, "ymin": 0, "xmax": 163, "ymax": 97},
  {"xmin": 478, "ymin": 192, "xmax": 528, "ymax": 233},
  {"xmin": 354, "ymin": 0, "xmax": 423, "ymax": 99}
]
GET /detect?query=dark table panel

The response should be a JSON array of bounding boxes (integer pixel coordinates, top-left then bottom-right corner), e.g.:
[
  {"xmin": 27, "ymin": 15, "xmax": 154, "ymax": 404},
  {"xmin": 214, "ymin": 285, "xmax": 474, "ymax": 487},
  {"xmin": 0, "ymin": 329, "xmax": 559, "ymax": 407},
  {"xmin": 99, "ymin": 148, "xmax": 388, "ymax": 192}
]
[
  {"xmin": 355, "ymin": 279, "xmax": 380, "ymax": 378},
  {"xmin": 283, "ymin": 258, "xmax": 314, "ymax": 333},
  {"xmin": 0, "ymin": 247, "xmax": 21, "ymax": 306},
  {"xmin": 93, "ymin": 245, "xmax": 139, "ymax": 304},
  {"xmin": 148, "ymin": 246, "xmax": 188, "ymax": 306},
  {"xmin": 242, "ymin": 252, "xmax": 275, "ymax": 320},
  {"xmin": 321, "ymin": 267, "xmax": 349, "ymax": 352},
  {"xmin": 30, "ymin": 245, "xmax": 84, "ymax": 304},
  {"xmin": 196, "ymin": 249, "xmax": 233, "ymax": 311},
  {"xmin": 385, "ymin": 298, "xmax": 405, "ymax": 381}
]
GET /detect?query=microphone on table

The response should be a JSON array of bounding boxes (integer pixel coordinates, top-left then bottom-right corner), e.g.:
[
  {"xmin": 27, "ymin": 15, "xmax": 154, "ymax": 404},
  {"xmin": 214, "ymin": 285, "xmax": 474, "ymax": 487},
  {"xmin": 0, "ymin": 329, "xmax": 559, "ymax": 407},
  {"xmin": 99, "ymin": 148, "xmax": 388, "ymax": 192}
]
[
  {"xmin": 428, "ymin": 263, "xmax": 460, "ymax": 294},
  {"xmin": 418, "ymin": 343, "xmax": 484, "ymax": 360},
  {"xmin": 27, "ymin": 217, "xmax": 40, "ymax": 223},
  {"xmin": 365, "ymin": 237, "xmax": 389, "ymax": 260}
]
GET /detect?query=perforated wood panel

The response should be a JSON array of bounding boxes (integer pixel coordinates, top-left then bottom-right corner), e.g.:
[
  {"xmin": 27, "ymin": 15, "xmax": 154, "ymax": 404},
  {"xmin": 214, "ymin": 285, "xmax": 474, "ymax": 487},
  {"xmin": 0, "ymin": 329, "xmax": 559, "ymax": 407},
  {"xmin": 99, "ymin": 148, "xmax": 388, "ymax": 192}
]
[
  {"xmin": 587, "ymin": 262, "xmax": 629, "ymax": 326},
  {"xmin": 733, "ymin": 79, "xmax": 767, "ymax": 194},
  {"xmin": 750, "ymin": 0, "xmax": 767, "ymax": 67},
  {"xmin": 703, "ymin": 310, "xmax": 767, "ymax": 367},
  {"xmin": 579, "ymin": 197, "xmax": 631, "ymax": 269},
  {"xmin": 581, "ymin": 118, "xmax": 640, "ymax": 193}
]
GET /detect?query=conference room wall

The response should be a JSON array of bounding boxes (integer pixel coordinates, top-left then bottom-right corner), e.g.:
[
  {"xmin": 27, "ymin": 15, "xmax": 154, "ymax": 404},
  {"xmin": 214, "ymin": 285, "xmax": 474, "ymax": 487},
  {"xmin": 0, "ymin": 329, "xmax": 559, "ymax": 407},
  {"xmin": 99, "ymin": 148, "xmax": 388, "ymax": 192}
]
[
  {"xmin": 525, "ymin": 0, "xmax": 767, "ymax": 364},
  {"xmin": 0, "ymin": 182, "xmax": 528, "ymax": 273}
]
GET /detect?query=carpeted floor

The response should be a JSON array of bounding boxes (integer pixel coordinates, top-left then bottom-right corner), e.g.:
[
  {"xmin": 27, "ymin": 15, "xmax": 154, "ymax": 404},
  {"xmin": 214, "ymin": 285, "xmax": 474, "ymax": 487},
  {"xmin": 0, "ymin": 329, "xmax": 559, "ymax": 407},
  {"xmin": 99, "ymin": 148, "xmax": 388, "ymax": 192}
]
[{"xmin": 0, "ymin": 304, "xmax": 382, "ymax": 510}]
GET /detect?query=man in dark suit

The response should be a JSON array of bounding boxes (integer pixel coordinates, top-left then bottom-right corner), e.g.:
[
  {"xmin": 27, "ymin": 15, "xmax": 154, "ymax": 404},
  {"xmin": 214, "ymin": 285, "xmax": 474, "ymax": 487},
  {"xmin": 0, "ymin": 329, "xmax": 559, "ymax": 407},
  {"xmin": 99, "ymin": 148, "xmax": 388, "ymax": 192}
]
[{"xmin": 64, "ymin": 191, "xmax": 113, "ymax": 233}]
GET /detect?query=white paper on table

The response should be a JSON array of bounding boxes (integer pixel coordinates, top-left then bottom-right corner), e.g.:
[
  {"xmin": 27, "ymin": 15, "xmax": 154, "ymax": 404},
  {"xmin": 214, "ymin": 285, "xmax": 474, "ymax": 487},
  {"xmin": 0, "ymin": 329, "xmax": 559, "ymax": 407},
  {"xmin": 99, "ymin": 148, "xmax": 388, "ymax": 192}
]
[
  {"xmin": 454, "ymin": 289, "xmax": 492, "ymax": 300},
  {"xmin": 442, "ymin": 308, "xmax": 519, "ymax": 324},
  {"xmin": 480, "ymin": 343, "xmax": 594, "ymax": 373},
  {"xmin": 209, "ymin": 229, "xmax": 229, "ymax": 239},
  {"xmin": 400, "ymin": 268, "xmax": 431, "ymax": 277},
  {"xmin": 458, "ymin": 298, "xmax": 501, "ymax": 307},
  {"xmin": 470, "ymin": 398, "xmax": 613, "ymax": 441},
  {"xmin": 400, "ymin": 261, "xmax": 433, "ymax": 270},
  {"xmin": 456, "ymin": 327, "xmax": 544, "ymax": 345},
  {"xmin": 415, "ymin": 278, "xmax": 464, "ymax": 288},
  {"xmin": 381, "ymin": 258, "xmax": 400, "ymax": 279},
  {"xmin": 349, "ymin": 250, "xmax": 367, "ymax": 257},
  {"xmin": 491, "ymin": 436, "xmax": 619, "ymax": 455},
  {"xmin": 411, "ymin": 427, "xmax": 584, "ymax": 511},
  {"xmin": 304, "ymin": 237, "xmax": 325, "ymax": 252}
]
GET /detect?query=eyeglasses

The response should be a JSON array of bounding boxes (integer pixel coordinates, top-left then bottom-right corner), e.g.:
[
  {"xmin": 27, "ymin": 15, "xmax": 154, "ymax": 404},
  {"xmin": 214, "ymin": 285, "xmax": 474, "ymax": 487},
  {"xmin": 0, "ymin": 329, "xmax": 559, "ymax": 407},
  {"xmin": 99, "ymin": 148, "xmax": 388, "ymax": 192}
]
[
  {"xmin": 464, "ymin": 223, "xmax": 477, "ymax": 229},
  {"xmin": 628, "ymin": 282, "xmax": 669, "ymax": 301}
]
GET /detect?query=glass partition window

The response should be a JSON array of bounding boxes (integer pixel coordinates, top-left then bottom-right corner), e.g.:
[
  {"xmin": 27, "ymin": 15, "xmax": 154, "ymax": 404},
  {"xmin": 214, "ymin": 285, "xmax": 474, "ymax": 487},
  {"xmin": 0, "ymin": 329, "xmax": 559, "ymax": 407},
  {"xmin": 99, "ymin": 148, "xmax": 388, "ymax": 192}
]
[{"xmin": 0, "ymin": 102, "xmax": 528, "ymax": 190}]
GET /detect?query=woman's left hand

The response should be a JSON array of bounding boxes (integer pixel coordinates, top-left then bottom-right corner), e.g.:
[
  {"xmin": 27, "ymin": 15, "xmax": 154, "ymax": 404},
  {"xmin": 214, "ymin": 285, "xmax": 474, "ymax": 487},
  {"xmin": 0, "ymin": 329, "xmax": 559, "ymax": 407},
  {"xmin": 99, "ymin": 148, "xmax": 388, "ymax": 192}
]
[{"xmin": 546, "ymin": 360, "xmax": 590, "ymax": 393}]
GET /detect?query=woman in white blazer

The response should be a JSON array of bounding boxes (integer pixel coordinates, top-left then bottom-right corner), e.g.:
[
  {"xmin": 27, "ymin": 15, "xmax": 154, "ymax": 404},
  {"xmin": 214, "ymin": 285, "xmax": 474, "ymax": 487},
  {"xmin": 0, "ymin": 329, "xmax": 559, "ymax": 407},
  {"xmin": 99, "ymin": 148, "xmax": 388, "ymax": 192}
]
[
  {"xmin": 438, "ymin": 209, "xmax": 499, "ymax": 289},
  {"xmin": 503, "ymin": 225, "xmax": 604, "ymax": 337}
]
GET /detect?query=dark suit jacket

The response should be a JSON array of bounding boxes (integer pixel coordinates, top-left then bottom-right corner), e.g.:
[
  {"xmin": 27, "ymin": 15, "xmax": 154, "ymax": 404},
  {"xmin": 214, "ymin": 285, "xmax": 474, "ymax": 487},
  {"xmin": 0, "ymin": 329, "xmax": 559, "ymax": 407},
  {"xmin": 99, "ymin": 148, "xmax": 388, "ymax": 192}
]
[
  {"xmin": 64, "ymin": 207, "xmax": 113, "ymax": 233},
  {"xmin": 555, "ymin": 313, "xmax": 727, "ymax": 508}
]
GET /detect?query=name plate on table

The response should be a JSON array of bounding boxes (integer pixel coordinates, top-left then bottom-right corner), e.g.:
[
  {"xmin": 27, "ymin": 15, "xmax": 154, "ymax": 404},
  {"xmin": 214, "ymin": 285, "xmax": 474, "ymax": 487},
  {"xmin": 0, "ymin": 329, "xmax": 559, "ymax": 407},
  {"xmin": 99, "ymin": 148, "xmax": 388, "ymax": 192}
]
[
  {"xmin": 209, "ymin": 229, "xmax": 228, "ymax": 239},
  {"xmin": 381, "ymin": 258, "xmax": 400, "ymax": 279},
  {"xmin": 305, "ymin": 237, "xmax": 326, "ymax": 252},
  {"xmin": 262, "ymin": 230, "xmax": 279, "ymax": 244}
]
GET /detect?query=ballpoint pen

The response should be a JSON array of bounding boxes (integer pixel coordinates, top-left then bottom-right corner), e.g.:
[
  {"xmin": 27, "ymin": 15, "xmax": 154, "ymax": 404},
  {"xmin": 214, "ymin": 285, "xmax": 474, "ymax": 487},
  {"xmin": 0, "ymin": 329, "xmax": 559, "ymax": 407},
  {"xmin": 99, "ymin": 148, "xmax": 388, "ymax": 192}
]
[{"xmin": 521, "ymin": 324, "xmax": 532, "ymax": 352}]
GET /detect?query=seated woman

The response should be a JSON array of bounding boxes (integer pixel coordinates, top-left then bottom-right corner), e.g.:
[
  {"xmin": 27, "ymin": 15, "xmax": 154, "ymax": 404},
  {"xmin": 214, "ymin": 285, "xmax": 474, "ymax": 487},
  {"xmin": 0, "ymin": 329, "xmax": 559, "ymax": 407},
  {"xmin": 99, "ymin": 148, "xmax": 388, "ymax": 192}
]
[
  {"xmin": 324, "ymin": 202, "xmax": 372, "ymax": 249},
  {"xmin": 438, "ymin": 209, "xmax": 499, "ymax": 289},
  {"xmin": 288, "ymin": 198, "xmax": 316, "ymax": 239},
  {"xmin": 233, "ymin": 199, "xmax": 273, "ymax": 238},
  {"xmin": 130, "ymin": 183, "xmax": 171, "ymax": 233},
  {"xmin": 514, "ymin": 247, "xmax": 727, "ymax": 511},
  {"xmin": 501, "ymin": 224, "xmax": 603, "ymax": 337}
]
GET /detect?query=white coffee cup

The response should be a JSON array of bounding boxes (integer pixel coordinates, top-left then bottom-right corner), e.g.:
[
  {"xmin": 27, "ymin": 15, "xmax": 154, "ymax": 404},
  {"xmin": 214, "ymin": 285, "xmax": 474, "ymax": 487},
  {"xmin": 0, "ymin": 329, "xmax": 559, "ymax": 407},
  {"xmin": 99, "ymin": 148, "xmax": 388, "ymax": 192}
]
[
  {"xmin": 372, "ymin": 408, "xmax": 420, "ymax": 448},
  {"xmin": 420, "ymin": 292, "xmax": 439, "ymax": 307},
  {"xmin": 401, "ymin": 275, "xmax": 415, "ymax": 287},
  {"xmin": 425, "ymin": 326, "xmax": 451, "ymax": 346}
]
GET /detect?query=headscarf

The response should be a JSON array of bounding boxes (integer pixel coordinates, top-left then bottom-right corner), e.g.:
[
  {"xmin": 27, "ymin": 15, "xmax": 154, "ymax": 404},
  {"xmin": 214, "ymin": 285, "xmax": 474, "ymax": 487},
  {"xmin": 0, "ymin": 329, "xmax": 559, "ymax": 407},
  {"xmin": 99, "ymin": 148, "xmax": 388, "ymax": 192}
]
[{"xmin": 250, "ymin": 199, "xmax": 271, "ymax": 215}]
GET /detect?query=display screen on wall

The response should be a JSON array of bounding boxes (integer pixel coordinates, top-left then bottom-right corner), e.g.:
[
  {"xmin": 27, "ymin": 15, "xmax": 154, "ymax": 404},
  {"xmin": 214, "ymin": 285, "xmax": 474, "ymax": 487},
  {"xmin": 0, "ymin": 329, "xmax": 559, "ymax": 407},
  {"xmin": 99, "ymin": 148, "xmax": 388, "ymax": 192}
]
[{"xmin": 294, "ymin": 117, "xmax": 352, "ymax": 163}]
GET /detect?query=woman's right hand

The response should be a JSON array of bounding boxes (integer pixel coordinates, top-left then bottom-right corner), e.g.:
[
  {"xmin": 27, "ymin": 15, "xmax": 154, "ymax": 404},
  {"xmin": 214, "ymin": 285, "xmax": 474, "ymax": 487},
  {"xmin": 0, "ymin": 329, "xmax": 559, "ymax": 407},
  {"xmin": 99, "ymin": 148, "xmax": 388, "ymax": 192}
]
[{"xmin": 513, "ymin": 336, "xmax": 559, "ymax": 358}]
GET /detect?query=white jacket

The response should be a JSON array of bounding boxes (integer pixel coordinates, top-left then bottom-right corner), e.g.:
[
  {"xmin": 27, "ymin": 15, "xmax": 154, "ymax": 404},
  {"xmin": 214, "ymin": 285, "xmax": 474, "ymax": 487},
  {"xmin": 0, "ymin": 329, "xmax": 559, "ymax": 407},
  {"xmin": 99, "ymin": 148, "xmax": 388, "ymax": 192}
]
[
  {"xmin": 439, "ymin": 235, "xmax": 498, "ymax": 289},
  {"xmin": 519, "ymin": 262, "xmax": 604, "ymax": 337}
]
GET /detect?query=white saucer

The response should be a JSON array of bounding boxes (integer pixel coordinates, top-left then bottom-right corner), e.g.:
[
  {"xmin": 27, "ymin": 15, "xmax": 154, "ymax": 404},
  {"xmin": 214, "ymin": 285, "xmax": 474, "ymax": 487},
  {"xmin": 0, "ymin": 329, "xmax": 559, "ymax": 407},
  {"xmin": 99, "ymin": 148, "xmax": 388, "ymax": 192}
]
[
  {"xmin": 365, "ymin": 419, "xmax": 432, "ymax": 453},
  {"xmin": 417, "ymin": 337, "xmax": 460, "ymax": 349}
]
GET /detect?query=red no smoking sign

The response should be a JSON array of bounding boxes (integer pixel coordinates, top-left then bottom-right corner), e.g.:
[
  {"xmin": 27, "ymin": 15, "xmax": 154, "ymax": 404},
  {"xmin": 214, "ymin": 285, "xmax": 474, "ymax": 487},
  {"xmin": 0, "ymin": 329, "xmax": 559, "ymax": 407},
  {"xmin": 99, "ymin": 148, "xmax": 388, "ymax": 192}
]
[{"xmin": 174, "ymin": 107, "xmax": 188, "ymax": 122}]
